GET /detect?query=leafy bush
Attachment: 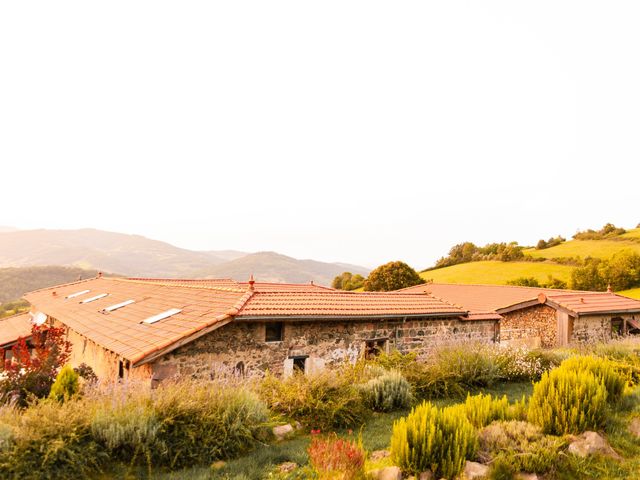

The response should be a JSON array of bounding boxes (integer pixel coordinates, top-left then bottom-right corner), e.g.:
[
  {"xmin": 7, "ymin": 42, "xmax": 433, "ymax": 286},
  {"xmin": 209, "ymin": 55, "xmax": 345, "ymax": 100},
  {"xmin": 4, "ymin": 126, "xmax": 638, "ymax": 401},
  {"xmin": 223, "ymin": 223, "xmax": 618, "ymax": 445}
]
[
  {"xmin": 358, "ymin": 370, "xmax": 413, "ymax": 412},
  {"xmin": 0, "ymin": 397, "xmax": 105, "ymax": 479},
  {"xmin": 528, "ymin": 368, "xmax": 608, "ymax": 435},
  {"xmin": 259, "ymin": 372, "xmax": 368, "ymax": 430},
  {"xmin": 363, "ymin": 261, "xmax": 424, "ymax": 291},
  {"xmin": 391, "ymin": 401, "xmax": 477, "ymax": 478},
  {"xmin": 332, "ymin": 272, "xmax": 365, "ymax": 291},
  {"xmin": 479, "ymin": 421, "xmax": 565, "ymax": 475},
  {"xmin": 308, "ymin": 433, "xmax": 365, "ymax": 480},
  {"xmin": 153, "ymin": 381, "xmax": 270, "ymax": 468},
  {"xmin": 559, "ymin": 356, "xmax": 627, "ymax": 402},
  {"xmin": 506, "ymin": 277, "xmax": 541, "ymax": 287},
  {"xmin": 571, "ymin": 251, "xmax": 640, "ymax": 292},
  {"xmin": 48, "ymin": 365, "xmax": 80, "ymax": 403},
  {"xmin": 450, "ymin": 393, "xmax": 511, "ymax": 428},
  {"xmin": 573, "ymin": 223, "xmax": 626, "ymax": 240}
]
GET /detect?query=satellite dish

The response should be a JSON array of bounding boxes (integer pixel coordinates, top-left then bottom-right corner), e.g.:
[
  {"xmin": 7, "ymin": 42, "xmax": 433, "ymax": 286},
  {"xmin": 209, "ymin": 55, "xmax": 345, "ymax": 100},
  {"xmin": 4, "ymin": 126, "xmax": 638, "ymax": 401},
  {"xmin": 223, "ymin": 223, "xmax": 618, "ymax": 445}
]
[{"xmin": 31, "ymin": 312, "xmax": 47, "ymax": 326}]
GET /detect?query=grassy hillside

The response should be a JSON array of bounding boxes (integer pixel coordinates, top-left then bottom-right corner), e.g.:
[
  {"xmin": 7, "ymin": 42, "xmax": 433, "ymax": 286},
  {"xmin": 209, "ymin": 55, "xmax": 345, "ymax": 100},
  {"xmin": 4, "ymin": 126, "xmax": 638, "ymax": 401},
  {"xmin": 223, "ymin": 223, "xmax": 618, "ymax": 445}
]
[
  {"xmin": 421, "ymin": 261, "xmax": 573, "ymax": 285},
  {"xmin": 421, "ymin": 228, "xmax": 640, "ymax": 298}
]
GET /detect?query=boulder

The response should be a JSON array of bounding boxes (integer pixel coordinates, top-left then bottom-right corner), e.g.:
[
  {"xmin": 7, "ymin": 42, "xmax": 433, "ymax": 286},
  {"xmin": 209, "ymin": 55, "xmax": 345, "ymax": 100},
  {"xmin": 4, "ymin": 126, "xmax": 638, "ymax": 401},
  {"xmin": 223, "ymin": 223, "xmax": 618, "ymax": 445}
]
[
  {"xmin": 370, "ymin": 449, "xmax": 391, "ymax": 462},
  {"xmin": 629, "ymin": 417, "xmax": 640, "ymax": 438},
  {"xmin": 278, "ymin": 462, "xmax": 297, "ymax": 473},
  {"xmin": 515, "ymin": 474, "xmax": 538, "ymax": 480},
  {"xmin": 272, "ymin": 424, "xmax": 294, "ymax": 441},
  {"xmin": 463, "ymin": 461, "xmax": 489, "ymax": 479},
  {"xmin": 406, "ymin": 472, "xmax": 433, "ymax": 480},
  {"xmin": 567, "ymin": 431, "xmax": 621, "ymax": 459},
  {"xmin": 368, "ymin": 466, "xmax": 402, "ymax": 480}
]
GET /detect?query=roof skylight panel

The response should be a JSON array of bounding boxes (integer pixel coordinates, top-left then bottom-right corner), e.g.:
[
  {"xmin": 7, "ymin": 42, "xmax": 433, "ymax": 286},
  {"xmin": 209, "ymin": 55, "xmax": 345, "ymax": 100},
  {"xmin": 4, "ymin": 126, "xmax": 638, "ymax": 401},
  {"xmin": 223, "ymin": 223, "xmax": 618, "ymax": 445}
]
[
  {"xmin": 66, "ymin": 289, "xmax": 90, "ymax": 299},
  {"xmin": 81, "ymin": 293, "xmax": 109, "ymax": 304},
  {"xmin": 142, "ymin": 308, "xmax": 182, "ymax": 324},
  {"xmin": 102, "ymin": 299, "xmax": 135, "ymax": 313}
]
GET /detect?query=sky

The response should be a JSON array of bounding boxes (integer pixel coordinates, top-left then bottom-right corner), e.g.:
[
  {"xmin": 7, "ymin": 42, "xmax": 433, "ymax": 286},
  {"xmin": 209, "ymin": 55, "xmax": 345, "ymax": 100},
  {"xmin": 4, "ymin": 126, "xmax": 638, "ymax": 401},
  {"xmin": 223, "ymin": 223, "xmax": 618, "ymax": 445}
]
[{"xmin": 1, "ymin": 1, "xmax": 639, "ymax": 269}]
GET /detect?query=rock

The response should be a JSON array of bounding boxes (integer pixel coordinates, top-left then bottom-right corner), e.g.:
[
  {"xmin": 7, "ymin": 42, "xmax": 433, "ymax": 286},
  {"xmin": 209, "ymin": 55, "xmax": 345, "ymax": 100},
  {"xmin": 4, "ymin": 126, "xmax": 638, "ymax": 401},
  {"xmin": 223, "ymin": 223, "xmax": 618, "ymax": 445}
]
[
  {"xmin": 210, "ymin": 460, "xmax": 226, "ymax": 470},
  {"xmin": 293, "ymin": 421, "xmax": 303, "ymax": 430},
  {"xmin": 463, "ymin": 461, "xmax": 489, "ymax": 479},
  {"xmin": 419, "ymin": 471, "xmax": 434, "ymax": 480},
  {"xmin": 367, "ymin": 466, "xmax": 402, "ymax": 480},
  {"xmin": 515, "ymin": 474, "xmax": 538, "ymax": 480},
  {"xmin": 272, "ymin": 424, "xmax": 294, "ymax": 441},
  {"xmin": 278, "ymin": 462, "xmax": 297, "ymax": 473},
  {"xmin": 629, "ymin": 417, "xmax": 640, "ymax": 438},
  {"xmin": 567, "ymin": 431, "xmax": 621, "ymax": 459},
  {"xmin": 370, "ymin": 449, "xmax": 391, "ymax": 461}
]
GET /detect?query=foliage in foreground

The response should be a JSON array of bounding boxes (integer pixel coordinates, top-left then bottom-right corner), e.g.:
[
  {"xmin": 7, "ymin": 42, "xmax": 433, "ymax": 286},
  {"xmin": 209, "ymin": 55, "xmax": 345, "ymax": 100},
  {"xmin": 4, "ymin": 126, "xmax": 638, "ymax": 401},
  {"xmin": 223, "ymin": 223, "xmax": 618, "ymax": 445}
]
[
  {"xmin": 390, "ymin": 401, "xmax": 477, "ymax": 478},
  {"xmin": 307, "ymin": 433, "xmax": 366, "ymax": 480}
]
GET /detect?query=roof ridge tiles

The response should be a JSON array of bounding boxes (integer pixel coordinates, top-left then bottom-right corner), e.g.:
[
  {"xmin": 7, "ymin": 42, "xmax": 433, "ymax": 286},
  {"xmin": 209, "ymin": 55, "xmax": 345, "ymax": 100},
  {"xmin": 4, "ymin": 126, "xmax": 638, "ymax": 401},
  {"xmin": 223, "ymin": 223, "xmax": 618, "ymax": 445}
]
[
  {"xmin": 23, "ymin": 276, "xmax": 100, "ymax": 296},
  {"xmin": 115, "ymin": 277, "xmax": 246, "ymax": 293}
]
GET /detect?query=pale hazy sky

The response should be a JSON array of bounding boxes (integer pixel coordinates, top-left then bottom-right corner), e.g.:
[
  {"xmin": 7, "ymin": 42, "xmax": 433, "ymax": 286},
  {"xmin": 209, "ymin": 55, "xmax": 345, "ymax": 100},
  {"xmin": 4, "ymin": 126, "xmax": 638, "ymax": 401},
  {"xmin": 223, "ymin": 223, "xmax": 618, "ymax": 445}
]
[{"xmin": 1, "ymin": 2, "xmax": 639, "ymax": 269}]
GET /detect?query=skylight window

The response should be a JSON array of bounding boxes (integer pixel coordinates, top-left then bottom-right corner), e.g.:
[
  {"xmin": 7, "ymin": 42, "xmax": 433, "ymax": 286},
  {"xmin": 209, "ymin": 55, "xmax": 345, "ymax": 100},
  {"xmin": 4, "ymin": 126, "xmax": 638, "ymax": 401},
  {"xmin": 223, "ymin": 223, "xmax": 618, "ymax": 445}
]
[
  {"xmin": 142, "ymin": 308, "xmax": 182, "ymax": 324},
  {"xmin": 81, "ymin": 293, "xmax": 109, "ymax": 304},
  {"xmin": 103, "ymin": 299, "xmax": 135, "ymax": 313},
  {"xmin": 66, "ymin": 289, "xmax": 90, "ymax": 299}
]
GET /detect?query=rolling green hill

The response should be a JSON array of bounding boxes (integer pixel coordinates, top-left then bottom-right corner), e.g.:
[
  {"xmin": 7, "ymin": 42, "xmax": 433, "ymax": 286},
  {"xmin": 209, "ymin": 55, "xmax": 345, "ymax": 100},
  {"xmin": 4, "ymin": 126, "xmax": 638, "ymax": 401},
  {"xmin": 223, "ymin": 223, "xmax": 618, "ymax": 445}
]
[{"xmin": 422, "ymin": 228, "xmax": 640, "ymax": 298}]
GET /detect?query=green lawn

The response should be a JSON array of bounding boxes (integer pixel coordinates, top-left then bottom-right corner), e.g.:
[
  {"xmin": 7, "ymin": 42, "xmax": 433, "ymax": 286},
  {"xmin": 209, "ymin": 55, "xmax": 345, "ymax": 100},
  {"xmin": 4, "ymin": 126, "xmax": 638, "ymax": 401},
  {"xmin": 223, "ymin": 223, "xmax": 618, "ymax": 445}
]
[
  {"xmin": 421, "ymin": 261, "xmax": 574, "ymax": 285},
  {"xmin": 620, "ymin": 288, "xmax": 640, "ymax": 300}
]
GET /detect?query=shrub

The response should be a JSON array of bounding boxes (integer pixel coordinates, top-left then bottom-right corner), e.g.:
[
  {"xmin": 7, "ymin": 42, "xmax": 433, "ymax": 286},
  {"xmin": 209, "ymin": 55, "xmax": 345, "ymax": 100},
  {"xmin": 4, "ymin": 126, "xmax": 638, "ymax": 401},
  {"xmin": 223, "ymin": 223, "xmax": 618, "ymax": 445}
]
[
  {"xmin": 506, "ymin": 277, "xmax": 541, "ymax": 287},
  {"xmin": 454, "ymin": 393, "xmax": 511, "ymax": 428},
  {"xmin": 479, "ymin": 421, "xmax": 565, "ymax": 475},
  {"xmin": 363, "ymin": 261, "xmax": 425, "ymax": 291},
  {"xmin": 494, "ymin": 347, "xmax": 545, "ymax": 381},
  {"xmin": 358, "ymin": 370, "xmax": 413, "ymax": 412},
  {"xmin": 48, "ymin": 365, "xmax": 80, "ymax": 403},
  {"xmin": 390, "ymin": 401, "xmax": 477, "ymax": 478},
  {"xmin": 308, "ymin": 433, "xmax": 366, "ymax": 480},
  {"xmin": 559, "ymin": 356, "xmax": 627, "ymax": 402},
  {"xmin": 0, "ymin": 397, "xmax": 105, "ymax": 478},
  {"xmin": 527, "ymin": 368, "xmax": 608, "ymax": 435},
  {"xmin": 259, "ymin": 372, "xmax": 367, "ymax": 430},
  {"xmin": 74, "ymin": 363, "xmax": 98, "ymax": 384},
  {"xmin": 153, "ymin": 381, "xmax": 270, "ymax": 468}
]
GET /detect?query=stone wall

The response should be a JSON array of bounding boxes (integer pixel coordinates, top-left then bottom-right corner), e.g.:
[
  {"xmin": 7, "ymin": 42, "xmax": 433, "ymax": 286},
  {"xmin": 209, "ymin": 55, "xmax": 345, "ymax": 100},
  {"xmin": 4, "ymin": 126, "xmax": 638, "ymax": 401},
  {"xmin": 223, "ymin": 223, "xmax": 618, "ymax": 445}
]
[
  {"xmin": 152, "ymin": 316, "xmax": 498, "ymax": 380},
  {"xmin": 500, "ymin": 305, "xmax": 557, "ymax": 348},
  {"xmin": 572, "ymin": 313, "xmax": 638, "ymax": 343}
]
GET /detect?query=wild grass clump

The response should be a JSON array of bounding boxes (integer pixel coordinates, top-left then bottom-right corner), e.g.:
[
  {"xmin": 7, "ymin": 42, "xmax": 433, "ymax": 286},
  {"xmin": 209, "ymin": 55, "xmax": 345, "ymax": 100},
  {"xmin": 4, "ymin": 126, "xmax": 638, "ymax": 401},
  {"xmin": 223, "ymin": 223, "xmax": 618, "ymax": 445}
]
[
  {"xmin": 390, "ymin": 401, "xmax": 477, "ymax": 478},
  {"xmin": 358, "ymin": 370, "xmax": 413, "ymax": 412},
  {"xmin": 307, "ymin": 433, "xmax": 366, "ymax": 480},
  {"xmin": 478, "ymin": 421, "xmax": 566, "ymax": 475},
  {"xmin": 528, "ymin": 367, "xmax": 608, "ymax": 435},
  {"xmin": 259, "ymin": 371, "xmax": 368, "ymax": 430}
]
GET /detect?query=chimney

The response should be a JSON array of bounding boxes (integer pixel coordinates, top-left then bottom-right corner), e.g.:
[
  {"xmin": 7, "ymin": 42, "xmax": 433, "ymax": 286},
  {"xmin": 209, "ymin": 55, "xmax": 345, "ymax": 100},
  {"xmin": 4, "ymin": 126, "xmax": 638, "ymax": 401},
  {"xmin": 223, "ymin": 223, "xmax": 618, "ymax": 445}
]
[
  {"xmin": 310, "ymin": 280, "xmax": 314, "ymax": 286},
  {"xmin": 607, "ymin": 284, "xmax": 613, "ymax": 293},
  {"xmin": 248, "ymin": 274, "xmax": 255, "ymax": 291},
  {"xmin": 97, "ymin": 272, "xmax": 103, "ymax": 278}
]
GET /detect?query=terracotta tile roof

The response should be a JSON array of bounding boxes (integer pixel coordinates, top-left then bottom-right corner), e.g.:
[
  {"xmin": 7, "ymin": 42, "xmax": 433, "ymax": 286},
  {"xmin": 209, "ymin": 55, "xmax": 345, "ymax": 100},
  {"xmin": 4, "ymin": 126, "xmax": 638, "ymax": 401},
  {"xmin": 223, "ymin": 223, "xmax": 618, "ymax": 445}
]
[
  {"xmin": 399, "ymin": 283, "xmax": 640, "ymax": 316},
  {"xmin": 24, "ymin": 277, "xmax": 250, "ymax": 365},
  {"xmin": 236, "ymin": 291, "xmax": 466, "ymax": 318},
  {"xmin": 23, "ymin": 277, "xmax": 468, "ymax": 365},
  {"xmin": 0, "ymin": 312, "xmax": 33, "ymax": 348}
]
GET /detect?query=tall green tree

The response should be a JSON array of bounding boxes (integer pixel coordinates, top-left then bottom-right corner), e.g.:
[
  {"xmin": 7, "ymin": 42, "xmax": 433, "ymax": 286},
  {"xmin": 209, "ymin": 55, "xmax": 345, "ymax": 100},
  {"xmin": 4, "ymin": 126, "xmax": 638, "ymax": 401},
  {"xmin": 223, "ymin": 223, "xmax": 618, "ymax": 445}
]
[{"xmin": 363, "ymin": 261, "xmax": 425, "ymax": 291}]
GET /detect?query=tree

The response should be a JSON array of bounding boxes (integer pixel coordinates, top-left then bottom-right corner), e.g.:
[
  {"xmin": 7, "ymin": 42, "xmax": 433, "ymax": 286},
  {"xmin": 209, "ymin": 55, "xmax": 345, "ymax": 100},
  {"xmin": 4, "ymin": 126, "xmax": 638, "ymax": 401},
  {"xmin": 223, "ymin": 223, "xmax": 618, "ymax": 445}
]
[
  {"xmin": 332, "ymin": 272, "xmax": 365, "ymax": 291},
  {"xmin": 0, "ymin": 323, "xmax": 72, "ymax": 405},
  {"xmin": 363, "ymin": 261, "xmax": 425, "ymax": 292}
]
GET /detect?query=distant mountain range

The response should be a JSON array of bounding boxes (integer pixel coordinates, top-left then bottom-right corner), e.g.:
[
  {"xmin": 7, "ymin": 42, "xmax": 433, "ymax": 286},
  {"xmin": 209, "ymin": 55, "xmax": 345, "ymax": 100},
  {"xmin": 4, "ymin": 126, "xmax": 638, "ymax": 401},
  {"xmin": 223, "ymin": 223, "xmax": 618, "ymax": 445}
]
[{"xmin": 0, "ymin": 228, "xmax": 369, "ymax": 287}]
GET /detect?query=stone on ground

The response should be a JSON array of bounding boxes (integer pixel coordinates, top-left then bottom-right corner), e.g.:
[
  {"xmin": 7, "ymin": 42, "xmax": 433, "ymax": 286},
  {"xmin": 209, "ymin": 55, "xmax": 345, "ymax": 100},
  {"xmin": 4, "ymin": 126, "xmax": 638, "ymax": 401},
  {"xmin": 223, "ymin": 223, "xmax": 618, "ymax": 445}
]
[
  {"xmin": 567, "ymin": 431, "xmax": 621, "ymax": 459},
  {"xmin": 370, "ymin": 449, "xmax": 391, "ymax": 462},
  {"xmin": 277, "ymin": 462, "xmax": 297, "ymax": 473},
  {"xmin": 367, "ymin": 466, "xmax": 402, "ymax": 480},
  {"xmin": 272, "ymin": 423, "xmax": 294, "ymax": 441},
  {"xmin": 463, "ymin": 461, "xmax": 489, "ymax": 479}
]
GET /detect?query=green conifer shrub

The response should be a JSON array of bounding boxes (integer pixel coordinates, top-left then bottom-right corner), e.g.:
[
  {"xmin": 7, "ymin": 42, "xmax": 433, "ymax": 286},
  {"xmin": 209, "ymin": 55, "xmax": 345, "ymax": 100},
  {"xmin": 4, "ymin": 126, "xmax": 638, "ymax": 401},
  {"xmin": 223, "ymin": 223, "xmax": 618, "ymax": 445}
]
[
  {"xmin": 358, "ymin": 370, "xmax": 413, "ymax": 412},
  {"xmin": 453, "ymin": 393, "xmax": 511, "ymax": 428},
  {"xmin": 390, "ymin": 401, "xmax": 477, "ymax": 478},
  {"xmin": 527, "ymin": 368, "xmax": 608, "ymax": 435},
  {"xmin": 559, "ymin": 355, "xmax": 627, "ymax": 402},
  {"xmin": 48, "ymin": 364, "xmax": 80, "ymax": 403}
]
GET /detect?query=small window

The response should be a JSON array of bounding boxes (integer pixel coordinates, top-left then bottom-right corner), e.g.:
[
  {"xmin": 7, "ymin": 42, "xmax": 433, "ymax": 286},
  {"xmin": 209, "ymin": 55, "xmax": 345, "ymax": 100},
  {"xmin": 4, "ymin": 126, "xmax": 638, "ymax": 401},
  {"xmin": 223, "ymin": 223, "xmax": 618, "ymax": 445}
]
[
  {"xmin": 365, "ymin": 338, "xmax": 387, "ymax": 359},
  {"xmin": 265, "ymin": 322, "xmax": 283, "ymax": 342}
]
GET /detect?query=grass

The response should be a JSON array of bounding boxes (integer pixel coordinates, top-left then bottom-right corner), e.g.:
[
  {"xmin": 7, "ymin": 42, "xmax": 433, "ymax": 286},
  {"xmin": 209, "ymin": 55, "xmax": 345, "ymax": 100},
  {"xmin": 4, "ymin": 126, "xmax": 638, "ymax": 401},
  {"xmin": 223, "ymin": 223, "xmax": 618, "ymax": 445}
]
[
  {"xmin": 620, "ymin": 287, "xmax": 640, "ymax": 300},
  {"xmin": 421, "ymin": 261, "xmax": 574, "ymax": 285},
  {"xmin": 524, "ymin": 239, "xmax": 640, "ymax": 260},
  {"xmin": 145, "ymin": 382, "xmax": 534, "ymax": 480}
]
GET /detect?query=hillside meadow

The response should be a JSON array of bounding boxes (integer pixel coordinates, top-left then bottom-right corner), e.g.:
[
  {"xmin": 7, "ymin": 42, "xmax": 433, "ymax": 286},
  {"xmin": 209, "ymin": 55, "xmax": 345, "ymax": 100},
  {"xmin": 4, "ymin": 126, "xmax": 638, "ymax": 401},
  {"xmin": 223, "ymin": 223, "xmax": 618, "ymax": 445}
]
[{"xmin": 421, "ymin": 261, "xmax": 574, "ymax": 285}]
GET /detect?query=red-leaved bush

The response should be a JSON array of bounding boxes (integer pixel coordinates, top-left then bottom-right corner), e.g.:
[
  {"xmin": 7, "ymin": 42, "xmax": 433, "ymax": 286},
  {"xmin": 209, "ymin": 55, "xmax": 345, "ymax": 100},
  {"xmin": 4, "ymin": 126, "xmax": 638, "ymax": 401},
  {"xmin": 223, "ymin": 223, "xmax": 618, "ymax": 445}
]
[
  {"xmin": 308, "ymin": 433, "xmax": 366, "ymax": 480},
  {"xmin": 1, "ymin": 323, "xmax": 72, "ymax": 405}
]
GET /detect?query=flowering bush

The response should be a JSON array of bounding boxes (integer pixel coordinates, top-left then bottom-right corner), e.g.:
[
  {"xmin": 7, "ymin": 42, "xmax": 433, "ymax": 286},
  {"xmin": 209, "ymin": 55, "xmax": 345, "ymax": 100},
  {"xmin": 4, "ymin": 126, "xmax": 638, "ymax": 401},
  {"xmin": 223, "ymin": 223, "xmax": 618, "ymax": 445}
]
[
  {"xmin": 495, "ymin": 347, "xmax": 546, "ymax": 381},
  {"xmin": 308, "ymin": 433, "xmax": 366, "ymax": 480},
  {"xmin": 0, "ymin": 324, "xmax": 72, "ymax": 406}
]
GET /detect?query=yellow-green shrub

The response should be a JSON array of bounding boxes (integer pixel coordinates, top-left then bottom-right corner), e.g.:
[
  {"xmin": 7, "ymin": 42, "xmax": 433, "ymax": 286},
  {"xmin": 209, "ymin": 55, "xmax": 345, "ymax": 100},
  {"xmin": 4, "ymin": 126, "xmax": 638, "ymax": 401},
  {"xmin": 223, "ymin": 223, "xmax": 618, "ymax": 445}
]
[
  {"xmin": 527, "ymin": 368, "xmax": 608, "ymax": 435},
  {"xmin": 259, "ymin": 372, "xmax": 368, "ymax": 430},
  {"xmin": 453, "ymin": 393, "xmax": 511, "ymax": 428},
  {"xmin": 390, "ymin": 401, "xmax": 477, "ymax": 478},
  {"xmin": 48, "ymin": 365, "xmax": 80, "ymax": 403},
  {"xmin": 559, "ymin": 355, "xmax": 628, "ymax": 402}
]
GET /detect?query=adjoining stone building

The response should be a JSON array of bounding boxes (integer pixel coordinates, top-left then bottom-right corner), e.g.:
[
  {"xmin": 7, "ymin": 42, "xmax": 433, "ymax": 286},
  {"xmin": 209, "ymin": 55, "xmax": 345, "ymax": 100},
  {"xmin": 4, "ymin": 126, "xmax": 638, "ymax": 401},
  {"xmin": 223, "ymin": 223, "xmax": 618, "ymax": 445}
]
[
  {"xmin": 20, "ymin": 276, "xmax": 500, "ymax": 383},
  {"xmin": 399, "ymin": 283, "xmax": 640, "ymax": 348}
]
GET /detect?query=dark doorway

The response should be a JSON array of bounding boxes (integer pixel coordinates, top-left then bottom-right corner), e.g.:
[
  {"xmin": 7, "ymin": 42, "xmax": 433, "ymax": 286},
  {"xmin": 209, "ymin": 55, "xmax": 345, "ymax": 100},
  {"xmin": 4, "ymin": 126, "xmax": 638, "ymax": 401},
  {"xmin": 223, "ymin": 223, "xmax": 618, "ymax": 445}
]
[
  {"xmin": 365, "ymin": 338, "xmax": 387, "ymax": 359},
  {"xmin": 289, "ymin": 355, "xmax": 308, "ymax": 374}
]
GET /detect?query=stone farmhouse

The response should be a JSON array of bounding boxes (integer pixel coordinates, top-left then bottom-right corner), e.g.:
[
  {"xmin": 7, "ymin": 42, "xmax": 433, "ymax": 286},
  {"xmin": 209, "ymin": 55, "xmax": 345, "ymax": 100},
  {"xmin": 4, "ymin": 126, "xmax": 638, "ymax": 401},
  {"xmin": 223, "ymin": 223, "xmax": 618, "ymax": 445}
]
[
  {"xmin": 18, "ymin": 276, "xmax": 498, "ymax": 383},
  {"xmin": 2, "ymin": 277, "xmax": 639, "ymax": 384},
  {"xmin": 400, "ymin": 283, "xmax": 640, "ymax": 348}
]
